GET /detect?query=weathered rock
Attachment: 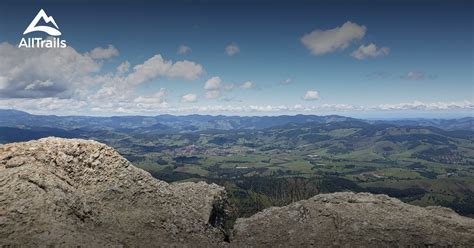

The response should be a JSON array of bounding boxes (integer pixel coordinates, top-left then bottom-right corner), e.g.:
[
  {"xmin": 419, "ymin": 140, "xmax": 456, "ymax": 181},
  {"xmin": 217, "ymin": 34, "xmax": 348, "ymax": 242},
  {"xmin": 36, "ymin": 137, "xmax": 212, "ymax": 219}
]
[
  {"xmin": 0, "ymin": 137, "xmax": 228, "ymax": 247},
  {"xmin": 231, "ymin": 192, "xmax": 474, "ymax": 247}
]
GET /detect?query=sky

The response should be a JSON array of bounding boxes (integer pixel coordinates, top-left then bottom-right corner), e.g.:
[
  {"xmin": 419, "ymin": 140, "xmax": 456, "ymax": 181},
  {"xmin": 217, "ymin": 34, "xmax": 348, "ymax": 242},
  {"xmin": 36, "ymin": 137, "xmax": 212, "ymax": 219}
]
[{"xmin": 0, "ymin": 0, "xmax": 472, "ymax": 117}]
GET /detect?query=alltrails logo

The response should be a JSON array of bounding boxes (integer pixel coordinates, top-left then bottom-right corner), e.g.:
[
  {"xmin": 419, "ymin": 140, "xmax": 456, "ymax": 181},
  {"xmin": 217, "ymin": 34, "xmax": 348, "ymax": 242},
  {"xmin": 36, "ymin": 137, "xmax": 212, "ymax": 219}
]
[{"xmin": 19, "ymin": 9, "xmax": 67, "ymax": 48}]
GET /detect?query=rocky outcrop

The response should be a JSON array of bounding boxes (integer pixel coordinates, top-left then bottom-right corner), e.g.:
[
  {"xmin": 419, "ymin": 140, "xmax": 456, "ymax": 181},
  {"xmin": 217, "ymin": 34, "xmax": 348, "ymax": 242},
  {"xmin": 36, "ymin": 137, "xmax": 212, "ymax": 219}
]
[
  {"xmin": 1, "ymin": 138, "xmax": 474, "ymax": 247},
  {"xmin": 232, "ymin": 192, "xmax": 474, "ymax": 247},
  {"xmin": 0, "ymin": 137, "xmax": 228, "ymax": 247}
]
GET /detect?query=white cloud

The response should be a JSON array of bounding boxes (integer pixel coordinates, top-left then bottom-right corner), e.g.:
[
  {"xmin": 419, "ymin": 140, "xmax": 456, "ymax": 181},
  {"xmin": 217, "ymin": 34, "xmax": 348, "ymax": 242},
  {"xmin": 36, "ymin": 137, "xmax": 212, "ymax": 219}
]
[
  {"xmin": 126, "ymin": 55, "xmax": 173, "ymax": 85},
  {"xmin": 351, "ymin": 43, "xmax": 389, "ymax": 60},
  {"xmin": 166, "ymin": 60, "xmax": 203, "ymax": 80},
  {"xmin": 91, "ymin": 54, "xmax": 203, "ymax": 104},
  {"xmin": 0, "ymin": 97, "xmax": 471, "ymax": 116},
  {"xmin": 177, "ymin": 45, "xmax": 191, "ymax": 55},
  {"xmin": 301, "ymin": 21, "xmax": 366, "ymax": 55},
  {"xmin": 126, "ymin": 54, "xmax": 203, "ymax": 85},
  {"xmin": 240, "ymin": 81, "xmax": 255, "ymax": 89},
  {"xmin": 156, "ymin": 103, "xmax": 363, "ymax": 114},
  {"xmin": 202, "ymin": 76, "xmax": 237, "ymax": 98},
  {"xmin": 377, "ymin": 100, "xmax": 473, "ymax": 111},
  {"xmin": 181, "ymin": 93, "xmax": 198, "ymax": 103},
  {"xmin": 0, "ymin": 41, "xmax": 100, "ymax": 98},
  {"xmin": 0, "ymin": 41, "xmax": 207, "ymax": 116},
  {"xmin": 116, "ymin": 61, "xmax": 130, "ymax": 74},
  {"xmin": 303, "ymin": 90, "xmax": 320, "ymax": 101},
  {"xmin": 403, "ymin": 71, "xmax": 425, "ymax": 80},
  {"xmin": 225, "ymin": 42, "xmax": 240, "ymax": 56},
  {"xmin": 88, "ymin": 45, "xmax": 119, "ymax": 59},
  {"xmin": 204, "ymin": 76, "xmax": 222, "ymax": 90}
]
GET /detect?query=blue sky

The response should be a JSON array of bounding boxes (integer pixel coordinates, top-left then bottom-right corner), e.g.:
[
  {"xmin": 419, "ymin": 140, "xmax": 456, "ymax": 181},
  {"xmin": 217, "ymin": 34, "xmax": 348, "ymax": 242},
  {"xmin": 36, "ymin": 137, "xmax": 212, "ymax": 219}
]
[{"xmin": 0, "ymin": 0, "xmax": 472, "ymax": 117}]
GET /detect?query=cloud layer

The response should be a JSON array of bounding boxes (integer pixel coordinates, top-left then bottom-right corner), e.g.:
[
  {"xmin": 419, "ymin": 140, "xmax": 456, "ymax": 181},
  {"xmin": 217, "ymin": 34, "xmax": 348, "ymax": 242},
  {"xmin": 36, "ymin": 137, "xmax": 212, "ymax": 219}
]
[{"xmin": 2, "ymin": 97, "xmax": 470, "ymax": 116}]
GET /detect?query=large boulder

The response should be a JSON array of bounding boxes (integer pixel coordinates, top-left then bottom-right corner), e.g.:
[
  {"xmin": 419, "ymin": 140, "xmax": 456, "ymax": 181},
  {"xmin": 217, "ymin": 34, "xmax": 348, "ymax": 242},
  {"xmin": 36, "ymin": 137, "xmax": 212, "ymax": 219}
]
[
  {"xmin": 232, "ymin": 192, "xmax": 474, "ymax": 247},
  {"xmin": 0, "ymin": 137, "xmax": 228, "ymax": 247}
]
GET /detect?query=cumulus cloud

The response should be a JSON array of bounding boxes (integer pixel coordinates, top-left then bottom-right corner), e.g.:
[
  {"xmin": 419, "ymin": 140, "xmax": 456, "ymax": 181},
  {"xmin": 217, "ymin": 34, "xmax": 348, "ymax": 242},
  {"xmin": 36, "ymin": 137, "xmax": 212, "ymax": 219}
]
[
  {"xmin": 177, "ymin": 45, "xmax": 191, "ymax": 55},
  {"xmin": 91, "ymin": 54, "xmax": 203, "ymax": 105},
  {"xmin": 202, "ymin": 76, "xmax": 238, "ymax": 98},
  {"xmin": 0, "ymin": 40, "xmax": 204, "ymax": 101},
  {"xmin": 402, "ymin": 71, "xmax": 425, "ymax": 80},
  {"xmin": 225, "ymin": 42, "xmax": 240, "ymax": 56},
  {"xmin": 204, "ymin": 76, "xmax": 222, "ymax": 90},
  {"xmin": 88, "ymin": 45, "xmax": 119, "ymax": 59},
  {"xmin": 240, "ymin": 81, "xmax": 255, "ymax": 89},
  {"xmin": 0, "ymin": 41, "xmax": 100, "ymax": 98},
  {"xmin": 303, "ymin": 90, "xmax": 320, "ymax": 101},
  {"xmin": 181, "ymin": 93, "xmax": 198, "ymax": 103},
  {"xmin": 166, "ymin": 60, "xmax": 203, "ymax": 80},
  {"xmin": 0, "ymin": 41, "xmax": 207, "ymax": 116},
  {"xmin": 203, "ymin": 77, "xmax": 223, "ymax": 99},
  {"xmin": 126, "ymin": 55, "xmax": 203, "ymax": 85},
  {"xmin": 351, "ymin": 43, "xmax": 389, "ymax": 60},
  {"xmin": 101, "ymin": 60, "xmax": 201, "ymax": 109},
  {"xmin": 301, "ymin": 21, "xmax": 366, "ymax": 55}
]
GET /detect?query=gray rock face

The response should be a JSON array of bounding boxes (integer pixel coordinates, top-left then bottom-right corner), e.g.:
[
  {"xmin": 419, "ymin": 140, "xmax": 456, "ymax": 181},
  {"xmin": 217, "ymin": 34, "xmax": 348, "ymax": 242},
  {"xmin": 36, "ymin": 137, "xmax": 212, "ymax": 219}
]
[
  {"xmin": 232, "ymin": 192, "xmax": 474, "ymax": 247},
  {"xmin": 0, "ymin": 137, "xmax": 228, "ymax": 247}
]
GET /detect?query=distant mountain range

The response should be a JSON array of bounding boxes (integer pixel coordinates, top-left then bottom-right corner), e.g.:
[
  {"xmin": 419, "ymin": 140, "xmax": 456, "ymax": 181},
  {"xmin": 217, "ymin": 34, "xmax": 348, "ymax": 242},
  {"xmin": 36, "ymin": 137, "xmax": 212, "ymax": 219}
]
[
  {"xmin": 0, "ymin": 109, "xmax": 355, "ymax": 132},
  {"xmin": 0, "ymin": 109, "xmax": 472, "ymax": 135},
  {"xmin": 370, "ymin": 118, "xmax": 474, "ymax": 132}
]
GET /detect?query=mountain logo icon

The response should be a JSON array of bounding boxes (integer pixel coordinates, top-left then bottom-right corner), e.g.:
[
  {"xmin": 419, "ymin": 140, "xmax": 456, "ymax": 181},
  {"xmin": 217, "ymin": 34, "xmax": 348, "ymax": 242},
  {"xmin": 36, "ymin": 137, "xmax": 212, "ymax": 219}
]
[{"xmin": 23, "ymin": 9, "xmax": 61, "ymax": 36}]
